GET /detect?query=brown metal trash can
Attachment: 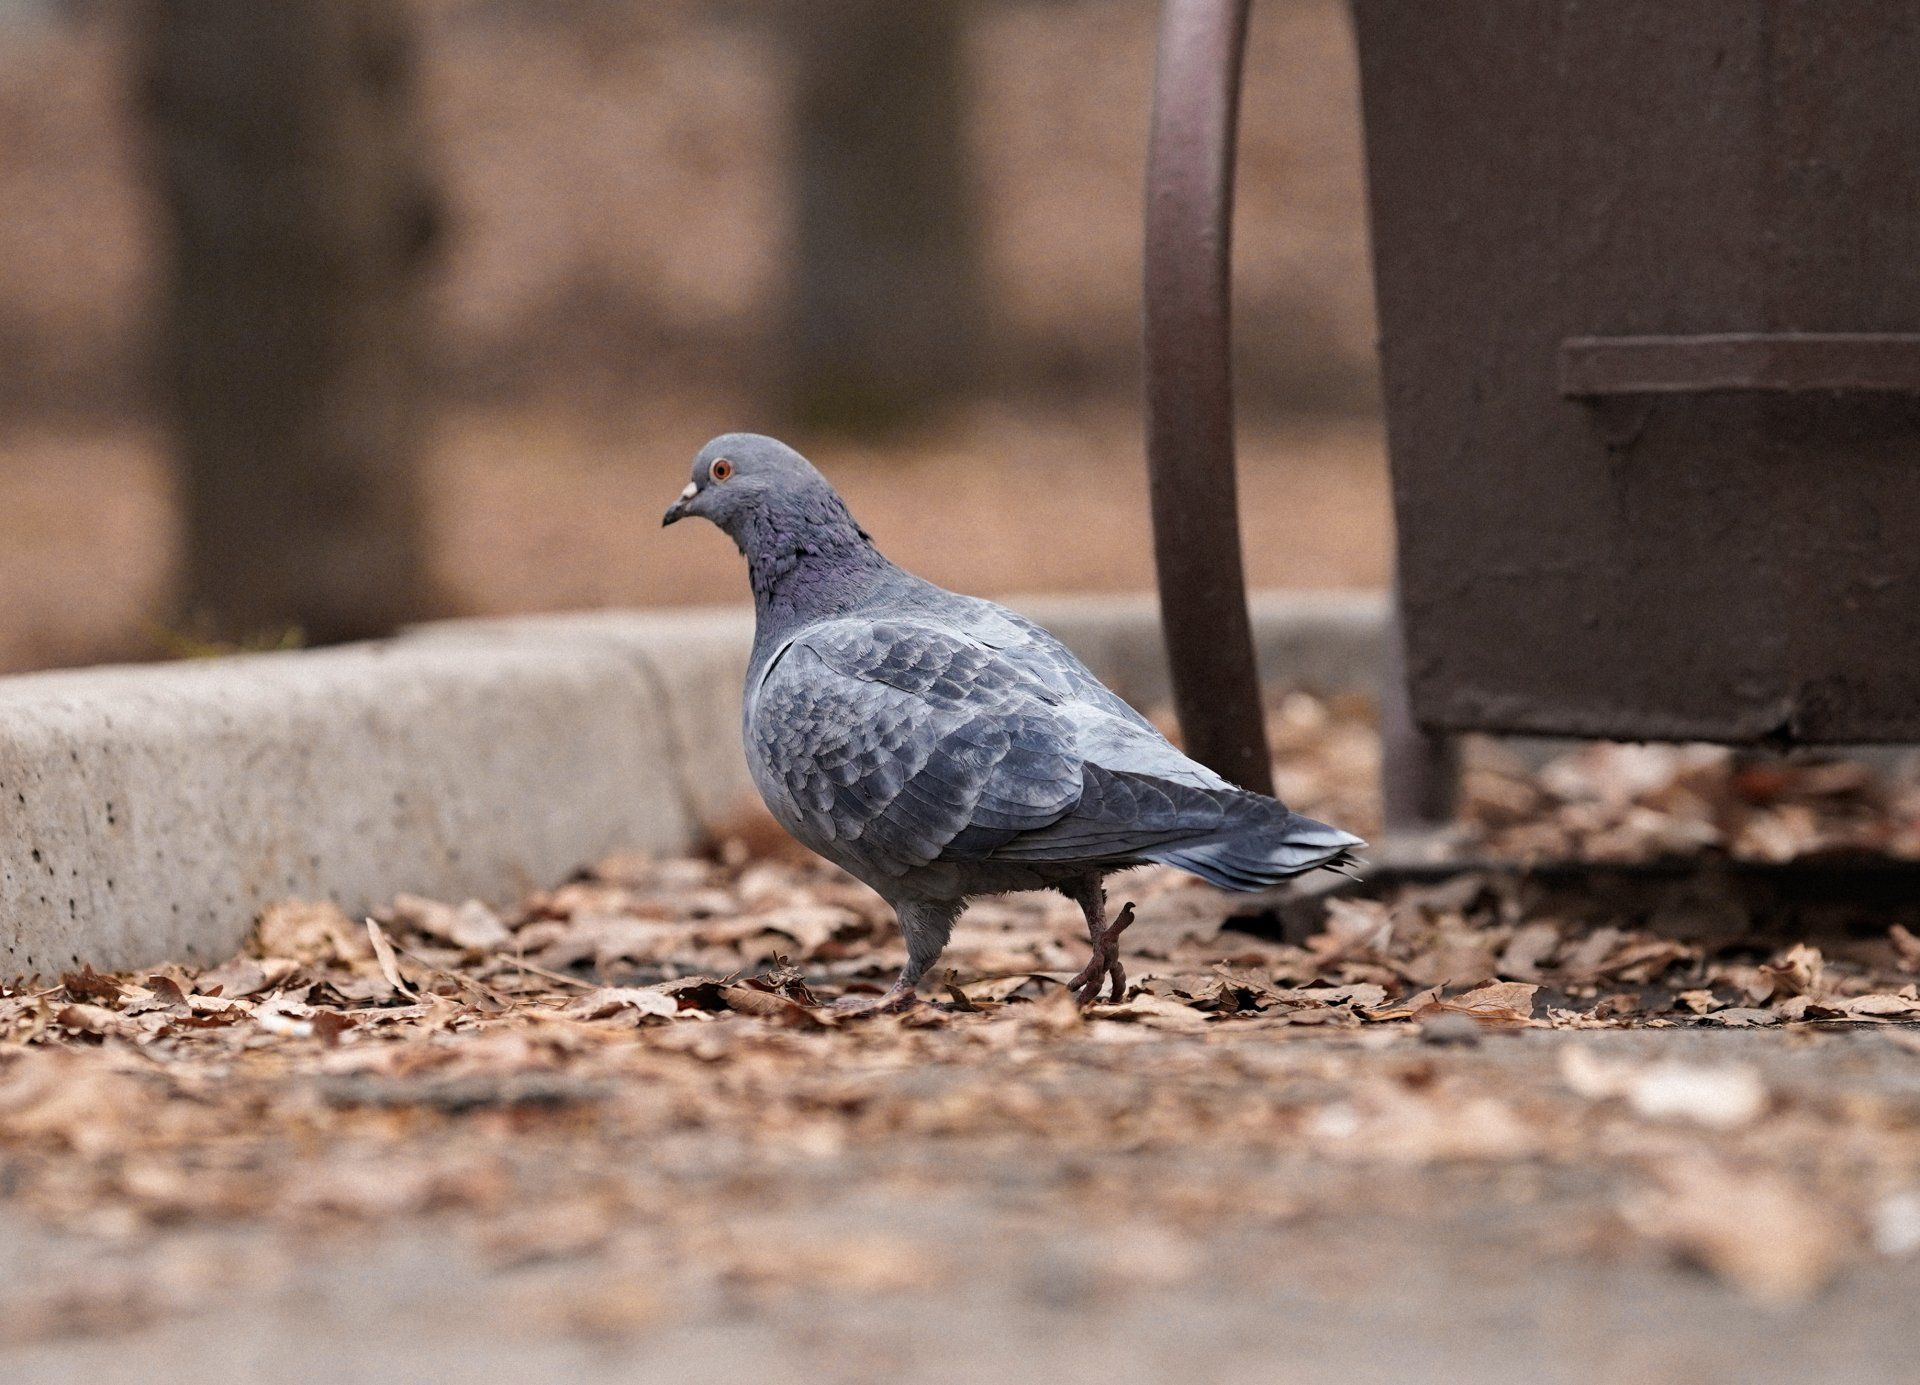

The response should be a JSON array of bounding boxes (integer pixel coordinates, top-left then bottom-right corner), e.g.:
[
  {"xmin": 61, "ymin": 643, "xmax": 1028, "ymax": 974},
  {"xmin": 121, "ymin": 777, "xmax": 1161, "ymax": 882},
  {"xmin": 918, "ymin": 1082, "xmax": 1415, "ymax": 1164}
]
[{"xmin": 1352, "ymin": 1, "xmax": 1920, "ymax": 745}]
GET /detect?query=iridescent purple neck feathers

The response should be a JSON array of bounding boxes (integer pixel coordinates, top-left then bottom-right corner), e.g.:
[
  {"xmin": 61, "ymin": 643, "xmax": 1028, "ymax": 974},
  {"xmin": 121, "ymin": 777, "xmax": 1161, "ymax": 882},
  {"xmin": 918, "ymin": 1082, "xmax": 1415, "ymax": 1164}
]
[{"xmin": 728, "ymin": 481, "xmax": 893, "ymax": 642}]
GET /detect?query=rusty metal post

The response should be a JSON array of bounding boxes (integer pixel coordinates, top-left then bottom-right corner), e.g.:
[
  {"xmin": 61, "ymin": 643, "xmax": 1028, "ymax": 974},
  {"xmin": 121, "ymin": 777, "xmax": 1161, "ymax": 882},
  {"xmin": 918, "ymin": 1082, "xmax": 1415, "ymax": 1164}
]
[
  {"xmin": 1380, "ymin": 592, "xmax": 1460, "ymax": 838},
  {"xmin": 1142, "ymin": 0, "xmax": 1273, "ymax": 794}
]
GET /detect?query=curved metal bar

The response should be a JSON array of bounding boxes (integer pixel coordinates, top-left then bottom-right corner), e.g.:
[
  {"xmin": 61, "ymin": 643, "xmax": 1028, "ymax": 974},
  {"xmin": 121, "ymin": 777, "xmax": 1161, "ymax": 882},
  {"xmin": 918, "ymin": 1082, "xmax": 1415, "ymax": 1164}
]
[{"xmin": 1142, "ymin": 0, "xmax": 1272, "ymax": 793}]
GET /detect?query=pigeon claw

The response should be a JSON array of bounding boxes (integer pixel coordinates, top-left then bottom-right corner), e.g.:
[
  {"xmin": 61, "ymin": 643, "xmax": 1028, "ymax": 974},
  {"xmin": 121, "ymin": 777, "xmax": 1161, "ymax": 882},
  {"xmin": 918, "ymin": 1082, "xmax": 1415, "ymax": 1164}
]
[{"xmin": 1067, "ymin": 900, "xmax": 1136, "ymax": 1006}]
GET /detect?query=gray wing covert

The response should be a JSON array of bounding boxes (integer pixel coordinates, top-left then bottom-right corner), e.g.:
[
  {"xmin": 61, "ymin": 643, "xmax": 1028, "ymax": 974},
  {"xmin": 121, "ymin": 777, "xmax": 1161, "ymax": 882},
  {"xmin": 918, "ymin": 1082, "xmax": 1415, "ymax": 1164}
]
[
  {"xmin": 747, "ymin": 619, "xmax": 1085, "ymax": 881},
  {"xmin": 937, "ymin": 597, "xmax": 1234, "ymax": 791}
]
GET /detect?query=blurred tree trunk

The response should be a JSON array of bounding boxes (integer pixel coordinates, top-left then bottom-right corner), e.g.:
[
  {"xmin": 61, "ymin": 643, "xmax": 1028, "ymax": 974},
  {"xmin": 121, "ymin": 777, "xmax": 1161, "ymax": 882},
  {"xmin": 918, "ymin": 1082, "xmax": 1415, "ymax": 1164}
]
[
  {"xmin": 784, "ymin": 0, "xmax": 985, "ymax": 432},
  {"xmin": 138, "ymin": 0, "xmax": 440, "ymax": 646}
]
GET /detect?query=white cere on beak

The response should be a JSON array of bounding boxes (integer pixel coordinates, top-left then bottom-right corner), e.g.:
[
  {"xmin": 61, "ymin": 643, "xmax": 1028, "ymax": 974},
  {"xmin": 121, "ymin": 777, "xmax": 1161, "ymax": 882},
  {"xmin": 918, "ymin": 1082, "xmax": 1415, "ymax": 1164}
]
[{"xmin": 680, "ymin": 482, "xmax": 698, "ymax": 500}]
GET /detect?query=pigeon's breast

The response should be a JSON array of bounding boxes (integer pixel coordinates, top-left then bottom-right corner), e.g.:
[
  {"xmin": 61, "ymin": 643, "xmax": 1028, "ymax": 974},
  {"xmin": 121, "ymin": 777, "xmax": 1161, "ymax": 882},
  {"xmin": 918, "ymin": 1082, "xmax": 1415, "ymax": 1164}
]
[{"xmin": 740, "ymin": 645, "xmax": 875, "ymax": 876}]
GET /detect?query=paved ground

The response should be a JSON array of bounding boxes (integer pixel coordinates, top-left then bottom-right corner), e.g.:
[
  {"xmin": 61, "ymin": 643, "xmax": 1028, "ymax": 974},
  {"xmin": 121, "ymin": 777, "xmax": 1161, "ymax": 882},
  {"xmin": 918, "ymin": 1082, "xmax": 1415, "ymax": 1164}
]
[
  {"xmin": 3, "ymin": 1025, "xmax": 1917, "ymax": 1385},
  {"xmin": 3, "ymin": 720, "xmax": 1918, "ymax": 1383}
]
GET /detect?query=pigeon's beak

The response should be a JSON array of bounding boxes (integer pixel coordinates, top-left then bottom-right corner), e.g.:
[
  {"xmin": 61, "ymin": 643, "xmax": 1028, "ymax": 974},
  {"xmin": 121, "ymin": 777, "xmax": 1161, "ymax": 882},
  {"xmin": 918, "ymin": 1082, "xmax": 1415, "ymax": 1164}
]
[{"xmin": 661, "ymin": 481, "xmax": 698, "ymax": 527}]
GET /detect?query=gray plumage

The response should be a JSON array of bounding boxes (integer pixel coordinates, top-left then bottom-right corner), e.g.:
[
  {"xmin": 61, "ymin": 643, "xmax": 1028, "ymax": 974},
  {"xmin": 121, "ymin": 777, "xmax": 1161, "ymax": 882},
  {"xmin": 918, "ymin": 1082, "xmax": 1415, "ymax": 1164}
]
[{"xmin": 663, "ymin": 433, "xmax": 1364, "ymax": 1009}]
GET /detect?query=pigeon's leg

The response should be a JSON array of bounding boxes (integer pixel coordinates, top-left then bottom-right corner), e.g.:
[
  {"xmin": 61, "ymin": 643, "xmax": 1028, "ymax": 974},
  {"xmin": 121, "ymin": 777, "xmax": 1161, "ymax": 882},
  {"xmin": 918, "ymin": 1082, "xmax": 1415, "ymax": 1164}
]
[
  {"xmin": 1062, "ymin": 878, "xmax": 1136, "ymax": 1005},
  {"xmin": 834, "ymin": 898, "xmax": 961, "ymax": 1016}
]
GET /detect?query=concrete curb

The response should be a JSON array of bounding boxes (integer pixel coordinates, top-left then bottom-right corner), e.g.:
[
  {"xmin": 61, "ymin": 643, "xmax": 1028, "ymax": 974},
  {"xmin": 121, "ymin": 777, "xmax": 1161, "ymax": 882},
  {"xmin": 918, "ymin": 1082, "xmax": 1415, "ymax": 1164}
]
[{"xmin": 1, "ymin": 591, "xmax": 1386, "ymax": 976}]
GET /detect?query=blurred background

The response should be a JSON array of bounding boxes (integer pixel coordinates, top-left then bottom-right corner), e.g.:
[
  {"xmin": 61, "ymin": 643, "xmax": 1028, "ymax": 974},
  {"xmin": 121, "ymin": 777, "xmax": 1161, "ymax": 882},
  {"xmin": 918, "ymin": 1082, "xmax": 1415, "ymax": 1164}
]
[{"xmin": 0, "ymin": 0, "xmax": 1388, "ymax": 673}]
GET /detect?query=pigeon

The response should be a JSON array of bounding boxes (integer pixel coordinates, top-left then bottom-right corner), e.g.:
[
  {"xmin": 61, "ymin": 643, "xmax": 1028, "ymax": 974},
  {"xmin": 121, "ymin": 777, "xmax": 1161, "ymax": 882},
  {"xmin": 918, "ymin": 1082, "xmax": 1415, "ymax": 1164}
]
[{"xmin": 663, "ymin": 433, "xmax": 1365, "ymax": 1012}]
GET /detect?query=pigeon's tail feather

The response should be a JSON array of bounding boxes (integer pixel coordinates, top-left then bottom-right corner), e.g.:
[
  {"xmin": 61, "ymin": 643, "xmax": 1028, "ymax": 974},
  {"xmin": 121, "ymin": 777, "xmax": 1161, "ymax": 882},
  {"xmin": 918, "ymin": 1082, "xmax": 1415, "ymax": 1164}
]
[
  {"xmin": 1147, "ymin": 812, "xmax": 1364, "ymax": 892},
  {"xmin": 975, "ymin": 765, "xmax": 1365, "ymax": 889}
]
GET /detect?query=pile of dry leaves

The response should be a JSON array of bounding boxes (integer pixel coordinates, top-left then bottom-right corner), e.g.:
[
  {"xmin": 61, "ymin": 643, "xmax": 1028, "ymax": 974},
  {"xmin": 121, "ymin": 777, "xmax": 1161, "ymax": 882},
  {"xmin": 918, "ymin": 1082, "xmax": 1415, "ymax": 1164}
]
[
  {"xmin": 0, "ymin": 698, "xmax": 1917, "ymax": 1341},
  {"xmin": 1267, "ymin": 689, "xmax": 1920, "ymax": 862},
  {"xmin": 10, "ymin": 841, "xmax": 1915, "ymax": 1049},
  {"xmin": 0, "ymin": 845, "xmax": 1916, "ymax": 1319}
]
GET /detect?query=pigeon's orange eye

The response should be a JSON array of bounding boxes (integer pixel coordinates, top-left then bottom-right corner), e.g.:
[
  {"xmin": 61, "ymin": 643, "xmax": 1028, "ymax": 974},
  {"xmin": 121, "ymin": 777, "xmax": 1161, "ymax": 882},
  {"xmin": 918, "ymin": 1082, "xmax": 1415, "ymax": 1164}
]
[{"xmin": 709, "ymin": 458, "xmax": 734, "ymax": 483}]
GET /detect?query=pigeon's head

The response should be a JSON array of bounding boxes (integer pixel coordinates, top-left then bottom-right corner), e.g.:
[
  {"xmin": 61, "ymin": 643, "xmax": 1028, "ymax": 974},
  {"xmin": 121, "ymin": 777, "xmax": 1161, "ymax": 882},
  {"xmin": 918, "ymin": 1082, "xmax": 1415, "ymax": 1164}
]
[{"xmin": 662, "ymin": 433, "xmax": 857, "ymax": 543}]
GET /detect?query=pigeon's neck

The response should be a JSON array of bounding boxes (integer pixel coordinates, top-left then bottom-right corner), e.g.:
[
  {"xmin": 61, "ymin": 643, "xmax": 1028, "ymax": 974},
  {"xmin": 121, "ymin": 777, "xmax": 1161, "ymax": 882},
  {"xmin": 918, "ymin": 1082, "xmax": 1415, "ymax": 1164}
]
[{"xmin": 737, "ymin": 493, "xmax": 892, "ymax": 640}]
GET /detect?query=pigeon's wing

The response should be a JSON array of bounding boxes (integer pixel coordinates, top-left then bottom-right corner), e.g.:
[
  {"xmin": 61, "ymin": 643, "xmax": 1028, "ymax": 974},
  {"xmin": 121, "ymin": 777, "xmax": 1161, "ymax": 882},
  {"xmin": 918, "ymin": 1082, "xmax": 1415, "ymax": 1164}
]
[
  {"xmin": 901, "ymin": 598, "xmax": 1363, "ymax": 880},
  {"xmin": 748, "ymin": 608, "xmax": 1351, "ymax": 889},
  {"xmin": 934, "ymin": 597, "xmax": 1236, "ymax": 791},
  {"xmin": 746, "ymin": 618, "xmax": 1086, "ymax": 882}
]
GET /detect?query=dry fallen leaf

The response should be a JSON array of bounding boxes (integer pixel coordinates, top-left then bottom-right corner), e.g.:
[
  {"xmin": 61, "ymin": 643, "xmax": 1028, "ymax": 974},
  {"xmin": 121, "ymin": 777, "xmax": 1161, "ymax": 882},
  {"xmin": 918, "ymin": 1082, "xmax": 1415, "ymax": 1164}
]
[
  {"xmin": 256, "ymin": 900, "xmax": 369, "ymax": 966},
  {"xmin": 0, "ymin": 1051, "xmax": 158, "ymax": 1156},
  {"xmin": 1436, "ymin": 981, "xmax": 1539, "ymax": 1025},
  {"xmin": 1625, "ymin": 1161, "xmax": 1849, "ymax": 1304},
  {"xmin": 564, "ymin": 986, "xmax": 683, "ymax": 1024},
  {"xmin": 1890, "ymin": 924, "xmax": 1920, "ymax": 971},
  {"xmin": 365, "ymin": 919, "xmax": 419, "ymax": 1000},
  {"xmin": 719, "ymin": 985, "xmax": 832, "ymax": 1027},
  {"xmin": 1088, "ymin": 993, "xmax": 1213, "ymax": 1032},
  {"xmin": 1497, "ymin": 922, "xmax": 1561, "ymax": 982},
  {"xmin": 1759, "ymin": 943, "xmax": 1828, "ymax": 1002},
  {"xmin": 194, "ymin": 956, "xmax": 297, "ymax": 1001},
  {"xmin": 1838, "ymin": 992, "xmax": 1920, "ymax": 1020},
  {"xmin": 387, "ymin": 894, "xmax": 513, "ymax": 953},
  {"xmin": 1310, "ymin": 897, "xmax": 1394, "ymax": 963}
]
